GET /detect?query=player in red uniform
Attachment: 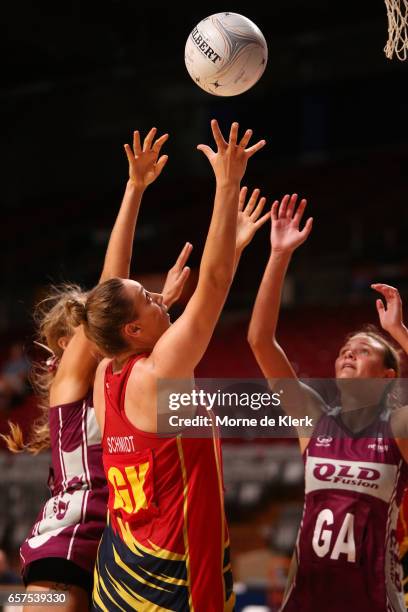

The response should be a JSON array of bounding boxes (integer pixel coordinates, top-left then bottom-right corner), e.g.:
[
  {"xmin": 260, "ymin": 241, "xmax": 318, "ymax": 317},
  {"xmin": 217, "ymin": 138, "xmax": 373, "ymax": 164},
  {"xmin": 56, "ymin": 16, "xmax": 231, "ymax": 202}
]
[
  {"xmin": 2, "ymin": 128, "xmax": 192, "ymax": 611},
  {"xmin": 248, "ymin": 194, "xmax": 408, "ymax": 612},
  {"xmin": 67, "ymin": 119, "xmax": 268, "ymax": 611}
]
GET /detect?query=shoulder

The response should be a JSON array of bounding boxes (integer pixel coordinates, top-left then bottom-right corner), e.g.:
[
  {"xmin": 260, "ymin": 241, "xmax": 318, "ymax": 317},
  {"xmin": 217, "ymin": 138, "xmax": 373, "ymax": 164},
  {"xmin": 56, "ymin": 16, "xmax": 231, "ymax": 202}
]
[
  {"xmin": 97, "ymin": 357, "xmax": 111, "ymax": 372},
  {"xmin": 389, "ymin": 405, "xmax": 408, "ymax": 463},
  {"xmin": 391, "ymin": 405, "xmax": 408, "ymax": 438},
  {"xmin": 93, "ymin": 358, "xmax": 111, "ymax": 431},
  {"xmin": 95, "ymin": 358, "xmax": 111, "ymax": 385},
  {"xmin": 391, "ymin": 404, "xmax": 408, "ymax": 425},
  {"xmin": 126, "ymin": 355, "xmax": 156, "ymax": 391}
]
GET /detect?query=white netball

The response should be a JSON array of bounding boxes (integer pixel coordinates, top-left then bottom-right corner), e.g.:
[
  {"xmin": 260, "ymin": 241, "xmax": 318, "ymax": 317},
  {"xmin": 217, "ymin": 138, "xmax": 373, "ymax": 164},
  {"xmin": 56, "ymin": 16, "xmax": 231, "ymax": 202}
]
[{"xmin": 184, "ymin": 12, "xmax": 268, "ymax": 96}]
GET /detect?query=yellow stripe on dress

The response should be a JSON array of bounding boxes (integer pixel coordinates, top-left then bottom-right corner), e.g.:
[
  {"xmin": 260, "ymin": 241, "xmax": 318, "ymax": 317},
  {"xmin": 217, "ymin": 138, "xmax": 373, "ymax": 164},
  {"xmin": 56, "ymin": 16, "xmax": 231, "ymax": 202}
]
[
  {"xmin": 105, "ymin": 563, "xmax": 174, "ymax": 612},
  {"xmin": 93, "ymin": 568, "xmax": 111, "ymax": 612},
  {"xmin": 116, "ymin": 515, "xmax": 186, "ymax": 561},
  {"xmin": 99, "ymin": 571, "xmax": 127, "ymax": 612},
  {"xmin": 112, "ymin": 543, "xmax": 172, "ymax": 592},
  {"xmin": 139, "ymin": 566, "xmax": 188, "ymax": 587}
]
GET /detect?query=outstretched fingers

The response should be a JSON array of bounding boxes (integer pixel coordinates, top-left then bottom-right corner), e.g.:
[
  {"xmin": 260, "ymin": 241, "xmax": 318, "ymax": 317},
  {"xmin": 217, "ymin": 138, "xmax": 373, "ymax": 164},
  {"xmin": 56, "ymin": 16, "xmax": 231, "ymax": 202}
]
[
  {"xmin": 178, "ymin": 266, "xmax": 191, "ymax": 284},
  {"xmin": 133, "ymin": 130, "xmax": 142, "ymax": 155},
  {"xmin": 286, "ymin": 193, "xmax": 298, "ymax": 219},
  {"xmin": 299, "ymin": 216, "xmax": 313, "ymax": 239},
  {"xmin": 196, "ymin": 143, "xmax": 215, "ymax": 160},
  {"xmin": 239, "ymin": 128, "xmax": 253, "ymax": 149},
  {"xmin": 293, "ymin": 198, "xmax": 308, "ymax": 226},
  {"xmin": 154, "ymin": 155, "xmax": 169, "ymax": 176},
  {"xmin": 143, "ymin": 127, "xmax": 158, "ymax": 151},
  {"xmin": 251, "ymin": 196, "xmax": 267, "ymax": 221},
  {"xmin": 245, "ymin": 188, "xmax": 261, "ymax": 215},
  {"xmin": 254, "ymin": 209, "xmax": 271, "ymax": 229},
  {"xmin": 174, "ymin": 242, "xmax": 193, "ymax": 270},
  {"xmin": 245, "ymin": 139, "xmax": 266, "ymax": 157},
  {"xmin": 271, "ymin": 200, "xmax": 280, "ymax": 221},
  {"xmin": 152, "ymin": 133, "xmax": 169, "ymax": 155},
  {"xmin": 229, "ymin": 121, "xmax": 239, "ymax": 146},
  {"xmin": 124, "ymin": 143, "xmax": 134, "ymax": 164},
  {"xmin": 211, "ymin": 119, "xmax": 227, "ymax": 150},
  {"xmin": 238, "ymin": 186, "xmax": 248, "ymax": 211},
  {"xmin": 278, "ymin": 195, "xmax": 290, "ymax": 218}
]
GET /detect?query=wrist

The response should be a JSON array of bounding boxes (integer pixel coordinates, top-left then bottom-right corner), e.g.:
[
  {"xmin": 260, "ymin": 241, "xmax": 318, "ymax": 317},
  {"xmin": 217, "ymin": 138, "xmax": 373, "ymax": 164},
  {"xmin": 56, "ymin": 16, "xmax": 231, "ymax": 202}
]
[
  {"xmin": 127, "ymin": 179, "xmax": 146, "ymax": 194},
  {"xmin": 270, "ymin": 249, "xmax": 293, "ymax": 262},
  {"xmin": 215, "ymin": 178, "xmax": 240, "ymax": 190},
  {"xmin": 387, "ymin": 323, "xmax": 408, "ymax": 340}
]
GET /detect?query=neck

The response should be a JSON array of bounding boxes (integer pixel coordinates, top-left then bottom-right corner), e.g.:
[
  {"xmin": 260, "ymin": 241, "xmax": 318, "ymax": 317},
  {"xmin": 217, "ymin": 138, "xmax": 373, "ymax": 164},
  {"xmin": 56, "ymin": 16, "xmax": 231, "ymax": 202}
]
[
  {"xmin": 339, "ymin": 379, "xmax": 388, "ymax": 413},
  {"xmin": 339, "ymin": 386, "xmax": 384, "ymax": 433},
  {"xmin": 339, "ymin": 401, "xmax": 381, "ymax": 433},
  {"xmin": 111, "ymin": 349, "xmax": 147, "ymax": 372}
]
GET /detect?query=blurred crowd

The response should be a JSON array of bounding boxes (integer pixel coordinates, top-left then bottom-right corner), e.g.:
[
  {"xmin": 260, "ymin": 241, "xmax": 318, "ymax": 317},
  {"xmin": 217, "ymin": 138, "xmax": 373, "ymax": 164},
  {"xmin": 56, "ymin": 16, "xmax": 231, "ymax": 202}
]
[{"xmin": 0, "ymin": 344, "xmax": 30, "ymax": 413}]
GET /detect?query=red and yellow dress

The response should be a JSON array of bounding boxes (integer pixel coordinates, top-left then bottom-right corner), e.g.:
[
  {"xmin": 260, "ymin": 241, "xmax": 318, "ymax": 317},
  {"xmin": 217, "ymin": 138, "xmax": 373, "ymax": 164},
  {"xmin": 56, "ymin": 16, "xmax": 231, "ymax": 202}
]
[{"xmin": 93, "ymin": 355, "xmax": 235, "ymax": 612}]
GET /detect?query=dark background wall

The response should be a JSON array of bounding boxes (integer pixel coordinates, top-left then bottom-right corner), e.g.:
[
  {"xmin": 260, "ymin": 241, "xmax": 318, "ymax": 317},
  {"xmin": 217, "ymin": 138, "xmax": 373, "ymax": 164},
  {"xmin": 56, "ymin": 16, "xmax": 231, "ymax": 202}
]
[{"xmin": 2, "ymin": 0, "xmax": 408, "ymax": 335}]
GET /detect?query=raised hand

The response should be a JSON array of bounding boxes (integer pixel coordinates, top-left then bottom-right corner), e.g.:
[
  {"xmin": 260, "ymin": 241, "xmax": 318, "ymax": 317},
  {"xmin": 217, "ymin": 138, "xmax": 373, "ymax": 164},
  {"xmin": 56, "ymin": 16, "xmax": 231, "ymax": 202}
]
[
  {"xmin": 271, "ymin": 194, "xmax": 313, "ymax": 254},
  {"xmin": 371, "ymin": 283, "xmax": 404, "ymax": 335},
  {"xmin": 124, "ymin": 127, "xmax": 169, "ymax": 189},
  {"xmin": 197, "ymin": 120, "xmax": 266, "ymax": 185},
  {"xmin": 162, "ymin": 242, "xmax": 193, "ymax": 308},
  {"xmin": 236, "ymin": 187, "xmax": 270, "ymax": 251}
]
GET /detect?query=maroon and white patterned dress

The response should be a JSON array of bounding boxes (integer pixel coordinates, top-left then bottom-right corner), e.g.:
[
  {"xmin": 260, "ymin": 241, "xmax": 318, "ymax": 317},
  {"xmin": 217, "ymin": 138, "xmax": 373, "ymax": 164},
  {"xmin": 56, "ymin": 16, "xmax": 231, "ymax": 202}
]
[
  {"xmin": 20, "ymin": 392, "xmax": 108, "ymax": 574},
  {"xmin": 281, "ymin": 405, "xmax": 408, "ymax": 612}
]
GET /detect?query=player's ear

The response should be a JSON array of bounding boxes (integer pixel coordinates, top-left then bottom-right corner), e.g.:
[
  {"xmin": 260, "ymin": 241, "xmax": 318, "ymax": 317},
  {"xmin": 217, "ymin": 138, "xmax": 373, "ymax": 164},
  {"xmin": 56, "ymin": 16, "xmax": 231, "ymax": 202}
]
[
  {"xmin": 123, "ymin": 322, "xmax": 141, "ymax": 339},
  {"xmin": 57, "ymin": 336, "xmax": 71, "ymax": 350}
]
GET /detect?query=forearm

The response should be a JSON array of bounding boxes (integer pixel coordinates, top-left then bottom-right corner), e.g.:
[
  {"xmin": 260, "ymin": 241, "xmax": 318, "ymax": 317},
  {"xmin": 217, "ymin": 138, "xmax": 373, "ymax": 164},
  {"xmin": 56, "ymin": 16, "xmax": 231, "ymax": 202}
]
[
  {"xmin": 388, "ymin": 324, "xmax": 408, "ymax": 354},
  {"xmin": 233, "ymin": 247, "xmax": 244, "ymax": 276},
  {"xmin": 248, "ymin": 250, "xmax": 292, "ymax": 344},
  {"xmin": 199, "ymin": 181, "xmax": 240, "ymax": 286},
  {"xmin": 99, "ymin": 180, "xmax": 145, "ymax": 282}
]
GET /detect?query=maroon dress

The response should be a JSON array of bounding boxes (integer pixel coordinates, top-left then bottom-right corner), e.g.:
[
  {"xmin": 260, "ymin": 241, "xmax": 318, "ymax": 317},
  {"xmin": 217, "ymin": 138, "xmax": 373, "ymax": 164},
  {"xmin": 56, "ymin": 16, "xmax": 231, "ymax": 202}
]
[
  {"xmin": 20, "ymin": 393, "xmax": 108, "ymax": 574},
  {"xmin": 281, "ymin": 406, "xmax": 408, "ymax": 612}
]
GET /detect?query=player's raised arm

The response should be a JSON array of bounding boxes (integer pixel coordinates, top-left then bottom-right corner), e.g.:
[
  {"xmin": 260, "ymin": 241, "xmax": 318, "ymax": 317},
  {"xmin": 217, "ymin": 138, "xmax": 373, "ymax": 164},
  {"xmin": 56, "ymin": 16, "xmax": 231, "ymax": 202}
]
[
  {"xmin": 52, "ymin": 128, "xmax": 168, "ymax": 404},
  {"xmin": 247, "ymin": 194, "xmax": 323, "ymax": 427},
  {"xmin": 100, "ymin": 128, "xmax": 168, "ymax": 282},
  {"xmin": 161, "ymin": 242, "xmax": 193, "ymax": 309},
  {"xmin": 371, "ymin": 283, "xmax": 408, "ymax": 354},
  {"xmin": 150, "ymin": 120, "xmax": 266, "ymax": 378},
  {"xmin": 248, "ymin": 194, "xmax": 312, "ymax": 378},
  {"xmin": 233, "ymin": 186, "xmax": 270, "ymax": 272}
]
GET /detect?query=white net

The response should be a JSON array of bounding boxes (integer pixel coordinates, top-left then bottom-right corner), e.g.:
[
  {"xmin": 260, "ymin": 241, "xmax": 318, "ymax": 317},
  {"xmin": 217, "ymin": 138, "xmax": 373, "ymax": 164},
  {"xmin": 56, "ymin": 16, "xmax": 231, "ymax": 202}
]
[{"xmin": 384, "ymin": 0, "xmax": 408, "ymax": 60}]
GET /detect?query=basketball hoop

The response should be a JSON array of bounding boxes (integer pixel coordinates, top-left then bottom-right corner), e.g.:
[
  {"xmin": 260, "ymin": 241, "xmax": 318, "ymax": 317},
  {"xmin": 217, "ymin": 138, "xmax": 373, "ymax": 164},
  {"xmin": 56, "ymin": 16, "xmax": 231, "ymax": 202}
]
[{"xmin": 384, "ymin": 0, "xmax": 408, "ymax": 60}]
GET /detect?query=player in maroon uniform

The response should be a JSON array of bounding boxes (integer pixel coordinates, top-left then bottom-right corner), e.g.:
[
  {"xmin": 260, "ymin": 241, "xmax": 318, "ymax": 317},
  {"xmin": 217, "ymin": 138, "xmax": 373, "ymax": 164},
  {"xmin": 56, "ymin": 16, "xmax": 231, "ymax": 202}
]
[
  {"xmin": 2, "ymin": 128, "xmax": 192, "ymax": 611},
  {"xmin": 248, "ymin": 194, "xmax": 408, "ymax": 612},
  {"xmin": 374, "ymin": 283, "xmax": 408, "ymax": 609},
  {"xmin": 67, "ymin": 120, "xmax": 268, "ymax": 611}
]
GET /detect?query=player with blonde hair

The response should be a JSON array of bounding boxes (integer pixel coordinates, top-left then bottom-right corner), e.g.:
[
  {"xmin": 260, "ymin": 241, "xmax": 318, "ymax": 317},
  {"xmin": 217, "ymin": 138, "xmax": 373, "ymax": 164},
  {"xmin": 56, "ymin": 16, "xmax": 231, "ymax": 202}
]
[{"xmin": 3, "ymin": 128, "xmax": 191, "ymax": 611}]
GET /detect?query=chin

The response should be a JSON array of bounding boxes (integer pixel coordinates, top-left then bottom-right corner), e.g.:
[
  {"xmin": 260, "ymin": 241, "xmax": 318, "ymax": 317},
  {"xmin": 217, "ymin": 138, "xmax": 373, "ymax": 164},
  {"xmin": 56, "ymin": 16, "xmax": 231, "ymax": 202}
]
[
  {"xmin": 163, "ymin": 316, "xmax": 171, "ymax": 330},
  {"xmin": 336, "ymin": 369, "xmax": 359, "ymax": 379},
  {"xmin": 155, "ymin": 320, "xmax": 171, "ymax": 341}
]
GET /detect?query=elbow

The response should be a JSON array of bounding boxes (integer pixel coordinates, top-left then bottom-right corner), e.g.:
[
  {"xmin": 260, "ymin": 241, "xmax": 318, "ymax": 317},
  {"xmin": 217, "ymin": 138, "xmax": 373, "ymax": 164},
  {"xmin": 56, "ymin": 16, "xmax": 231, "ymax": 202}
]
[
  {"xmin": 248, "ymin": 336, "xmax": 264, "ymax": 356},
  {"xmin": 247, "ymin": 331, "xmax": 276, "ymax": 355},
  {"xmin": 247, "ymin": 326, "xmax": 266, "ymax": 350}
]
